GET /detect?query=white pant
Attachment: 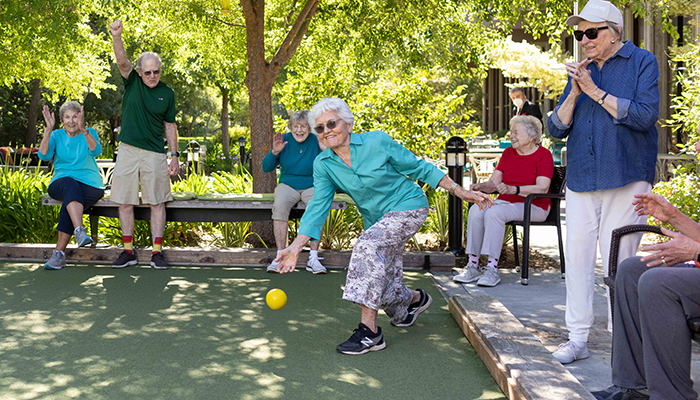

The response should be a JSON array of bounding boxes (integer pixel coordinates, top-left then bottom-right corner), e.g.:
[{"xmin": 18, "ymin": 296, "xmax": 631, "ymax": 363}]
[
  {"xmin": 467, "ymin": 200, "xmax": 549, "ymax": 259},
  {"xmin": 564, "ymin": 180, "xmax": 651, "ymax": 343}
]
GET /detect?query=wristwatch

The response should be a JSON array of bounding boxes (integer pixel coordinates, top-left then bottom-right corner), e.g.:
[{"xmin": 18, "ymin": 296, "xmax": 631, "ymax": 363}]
[
  {"xmin": 170, "ymin": 151, "xmax": 180, "ymax": 158},
  {"xmin": 597, "ymin": 92, "xmax": 608, "ymax": 105}
]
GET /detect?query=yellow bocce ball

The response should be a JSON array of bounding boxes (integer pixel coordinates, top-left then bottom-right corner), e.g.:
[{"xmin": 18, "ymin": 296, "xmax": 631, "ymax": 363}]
[{"xmin": 266, "ymin": 288, "xmax": 287, "ymax": 310}]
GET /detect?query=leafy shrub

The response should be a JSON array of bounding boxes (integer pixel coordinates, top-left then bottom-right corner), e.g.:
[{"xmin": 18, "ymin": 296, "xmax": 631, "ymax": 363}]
[
  {"xmin": 424, "ymin": 187, "xmax": 449, "ymax": 250},
  {"xmin": 0, "ymin": 166, "xmax": 58, "ymax": 243},
  {"xmin": 650, "ymin": 173, "xmax": 700, "ymax": 230},
  {"xmin": 320, "ymin": 205, "xmax": 364, "ymax": 250}
]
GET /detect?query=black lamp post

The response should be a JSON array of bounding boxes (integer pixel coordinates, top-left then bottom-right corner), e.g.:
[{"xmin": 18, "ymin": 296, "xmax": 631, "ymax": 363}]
[
  {"xmin": 238, "ymin": 136, "xmax": 247, "ymax": 173},
  {"xmin": 445, "ymin": 136, "xmax": 467, "ymax": 256}
]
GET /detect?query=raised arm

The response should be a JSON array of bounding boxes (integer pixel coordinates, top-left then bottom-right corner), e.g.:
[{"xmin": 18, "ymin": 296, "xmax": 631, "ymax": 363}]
[
  {"xmin": 110, "ymin": 20, "xmax": 133, "ymax": 79},
  {"xmin": 38, "ymin": 105, "xmax": 55, "ymax": 158}
]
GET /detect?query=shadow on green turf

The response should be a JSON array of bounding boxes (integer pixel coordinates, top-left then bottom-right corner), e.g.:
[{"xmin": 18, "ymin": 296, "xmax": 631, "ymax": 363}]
[{"xmin": 0, "ymin": 263, "xmax": 505, "ymax": 400}]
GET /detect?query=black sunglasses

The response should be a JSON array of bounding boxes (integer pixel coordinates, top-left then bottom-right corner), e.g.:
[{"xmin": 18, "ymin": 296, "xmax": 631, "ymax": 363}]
[
  {"xmin": 142, "ymin": 69, "xmax": 161, "ymax": 76},
  {"xmin": 314, "ymin": 118, "xmax": 342, "ymax": 134},
  {"xmin": 573, "ymin": 26, "xmax": 609, "ymax": 41}
]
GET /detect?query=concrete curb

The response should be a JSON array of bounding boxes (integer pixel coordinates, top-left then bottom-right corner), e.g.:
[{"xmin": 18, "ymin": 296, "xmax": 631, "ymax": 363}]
[{"xmin": 449, "ymin": 295, "xmax": 595, "ymax": 400}]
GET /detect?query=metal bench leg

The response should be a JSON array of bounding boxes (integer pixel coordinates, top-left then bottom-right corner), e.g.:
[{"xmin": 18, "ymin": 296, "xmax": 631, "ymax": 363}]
[
  {"xmin": 512, "ymin": 224, "xmax": 520, "ymax": 273},
  {"xmin": 89, "ymin": 214, "xmax": 99, "ymax": 247},
  {"xmin": 521, "ymin": 224, "xmax": 530, "ymax": 285}
]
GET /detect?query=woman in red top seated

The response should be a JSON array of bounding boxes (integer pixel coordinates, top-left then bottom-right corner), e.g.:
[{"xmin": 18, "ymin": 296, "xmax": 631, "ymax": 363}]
[{"xmin": 455, "ymin": 115, "xmax": 554, "ymax": 287}]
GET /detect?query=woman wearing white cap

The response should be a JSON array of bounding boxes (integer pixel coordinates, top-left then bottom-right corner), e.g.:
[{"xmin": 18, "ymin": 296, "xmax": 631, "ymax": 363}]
[{"xmin": 547, "ymin": 0, "xmax": 660, "ymax": 367}]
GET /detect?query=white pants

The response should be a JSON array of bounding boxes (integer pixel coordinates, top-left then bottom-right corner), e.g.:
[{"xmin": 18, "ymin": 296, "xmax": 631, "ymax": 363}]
[
  {"xmin": 564, "ymin": 180, "xmax": 651, "ymax": 343},
  {"xmin": 467, "ymin": 200, "xmax": 549, "ymax": 260}
]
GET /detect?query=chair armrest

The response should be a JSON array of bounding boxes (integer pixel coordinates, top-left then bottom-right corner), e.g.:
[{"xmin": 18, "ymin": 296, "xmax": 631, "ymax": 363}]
[{"xmin": 607, "ymin": 225, "xmax": 664, "ymax": 287}]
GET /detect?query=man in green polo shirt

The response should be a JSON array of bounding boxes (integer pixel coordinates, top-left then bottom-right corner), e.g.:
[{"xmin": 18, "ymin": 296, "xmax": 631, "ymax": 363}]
[{"xmin": 109, "ymin": 19, "xmax": 180, "ymax": 270}]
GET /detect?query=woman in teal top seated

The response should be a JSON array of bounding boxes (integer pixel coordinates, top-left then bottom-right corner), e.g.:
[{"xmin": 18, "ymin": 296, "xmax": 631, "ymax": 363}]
[
  {"xmin": 276, "ymin": 97, "xmax": 493, "ymax": 355},
  {"xmin": 262, "ymin": 110, "xmax": 327, "ymax": 274},
  {"xmin": 38, "ymin": 101, "xmax": 105, "ymax": 270}
]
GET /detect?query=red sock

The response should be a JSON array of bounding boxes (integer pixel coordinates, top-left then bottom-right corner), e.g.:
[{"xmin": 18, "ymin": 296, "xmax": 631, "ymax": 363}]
[
  {"xmin": 152, "ymin": 237, "xmax": 163, "ymax": 254},
  {"xmin": 123, "ymin": 235, "xmax": 134, "ymax": 254}
]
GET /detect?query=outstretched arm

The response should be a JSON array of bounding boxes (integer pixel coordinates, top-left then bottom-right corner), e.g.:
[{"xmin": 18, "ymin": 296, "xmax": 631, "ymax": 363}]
[
  {"xmin": 110, "ymin": 20, "xmax": 133, "ymax": 79},
  {"xmin": 438, "ymin": 175, "xmax": 494, "ymax": 210}
]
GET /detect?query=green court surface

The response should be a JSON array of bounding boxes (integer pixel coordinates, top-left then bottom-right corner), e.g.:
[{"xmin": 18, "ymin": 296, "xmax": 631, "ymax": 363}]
[{"xmin": 0, "ymin": 262, "xmax": 505, "ymax": 400}]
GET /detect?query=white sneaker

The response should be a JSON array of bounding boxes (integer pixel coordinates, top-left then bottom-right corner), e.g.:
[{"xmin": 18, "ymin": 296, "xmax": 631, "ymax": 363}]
[
  {"xmin": 306, "ymin": 257, "xmax": 327, "ymax": 274},
  {"xmin": 266, "ymin": 260, "xmax": 280, "ymax": 273},
  {"xmin": 454, "ymin": 262, "xmax": 483, "ymax": 283},
  {"xmin": 553, "ymin": 340, "xmax": 589, "ymax": 364},
  {"xmin": 477, "ymin": 265, "xmax": 501, "ymax": 287}
]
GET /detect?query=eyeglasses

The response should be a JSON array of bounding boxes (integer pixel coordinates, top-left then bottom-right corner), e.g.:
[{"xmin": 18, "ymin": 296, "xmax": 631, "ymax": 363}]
[
  {"xmin": 142, "ymin": 69, "xmax": 161, "ymax": 76},
  {"xmin": 314, "ymin": 118, "xmax": 342, "ymax": 134},
  {"xmin": 573, "ymin": 26, "xmax": 609, "ymax": 41}
]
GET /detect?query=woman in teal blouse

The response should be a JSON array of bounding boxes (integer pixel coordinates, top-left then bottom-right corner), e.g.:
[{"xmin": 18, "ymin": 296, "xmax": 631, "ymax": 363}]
[
  {"xmin": 262, "ymin": 111, "xmax": 326, "ymax": 274},
  {"xmin": 38, "ymin": 101, "xmax": 105, "ymax": 270},
  {"xmin": 275, "ymin": 97, "xmax": 493, "ymax": 355}
]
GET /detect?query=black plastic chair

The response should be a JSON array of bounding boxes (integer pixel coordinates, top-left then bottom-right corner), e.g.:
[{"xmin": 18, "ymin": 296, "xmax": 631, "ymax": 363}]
[
  {"xmin": 605, "ymin": 224, "xmax": 700, "ymax": 343},
  {"xmin": 508, "ymin": 165, "xmax": 566, "ymax": 285},
  {"xmin": 471, "ymin": 165, "xmax": 566, "ymax": 285}
]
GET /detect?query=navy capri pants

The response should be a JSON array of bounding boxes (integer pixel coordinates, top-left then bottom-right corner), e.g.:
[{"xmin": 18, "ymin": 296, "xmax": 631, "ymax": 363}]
[{"xmin": 48, "ymin": 177, "xmax": 104, "ymax": 235}]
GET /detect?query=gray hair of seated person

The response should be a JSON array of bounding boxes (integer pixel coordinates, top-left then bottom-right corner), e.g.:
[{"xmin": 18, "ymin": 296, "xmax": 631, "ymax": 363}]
[
  {"xmin": 59, "ymin": 101, "xmax": 82, "ymax": 121},
  {"xmin": 308, "ymin": 97, "xmax": 354, "ymax": 130},
  {"xmin": 136, "ymin": 51, "xmax": 163, "ymax": 71},
  {"xmin": 287, "ymin": 110, "xmax": 311, "ymax": 132},
  {"xmin": 509, "ymin": 115, "xmax": 543, "ymax": 145}
]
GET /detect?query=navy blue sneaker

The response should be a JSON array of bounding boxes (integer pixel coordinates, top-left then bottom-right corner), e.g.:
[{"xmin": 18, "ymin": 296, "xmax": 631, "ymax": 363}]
[{"xmin": 336, "ymin": 323, "xmax": 386, "ymax": 355}]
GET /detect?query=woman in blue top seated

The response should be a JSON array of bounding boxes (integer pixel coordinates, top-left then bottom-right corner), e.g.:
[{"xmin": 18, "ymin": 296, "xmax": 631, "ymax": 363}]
[
  {"xmin": 262, "ymin": 110, "xmax": 327, "ymax": 274},
  {"xmin": 276, "ymin": 97, "xmax": 493, "ymax": 355},
  {"xmin": 38, "ymin": 101, "xmax": 105, "ymax": 270}
]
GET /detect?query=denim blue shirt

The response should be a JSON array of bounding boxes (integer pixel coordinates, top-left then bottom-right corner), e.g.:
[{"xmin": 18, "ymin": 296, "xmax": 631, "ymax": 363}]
[
  {"xmin": 262, "ymin": 132, "xmax": 322, "ymax": 190},
  {"xmin": 298, "ymin": 130, "xmax": 445, "ymax": 241},
  {"xmin": 547, "ymin": 41, "xmax": 659, "ymax": 193}
]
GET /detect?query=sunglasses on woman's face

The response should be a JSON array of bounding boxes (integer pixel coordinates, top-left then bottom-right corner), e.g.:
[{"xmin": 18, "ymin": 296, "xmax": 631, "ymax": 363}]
[
  {"xmin": 573, "ymin": 26, "xmax": 609, "ymax": 41},
  {"xmin": 314, "ymin": 118, "xmax": 341, "ymax": 134}
]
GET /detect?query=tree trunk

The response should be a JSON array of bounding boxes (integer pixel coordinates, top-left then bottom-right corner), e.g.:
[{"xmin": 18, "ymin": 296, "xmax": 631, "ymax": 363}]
[
  {"xmin": 109, "ymin": 116, "xmax": 120, "ymax": 147},
  {"xmin": 221, "ymin": 87, "xmax": 230, "ymax": 155},
  {"xmin": 239, "ymin": 0, "xmax": 320, "ymax": 247},
  {"xmin": 188, "ymin": 115, "xmax": 198, "ymax": 137},
  {"xmin": 25, "ymin": 79, "xmax": 41, "ymax": 146}
]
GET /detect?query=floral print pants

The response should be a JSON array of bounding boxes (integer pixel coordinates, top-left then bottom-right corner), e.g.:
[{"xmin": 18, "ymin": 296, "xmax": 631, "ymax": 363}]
[{"xmin": 342, "ymin": 207, "xmax": 429, "ymax": 324}]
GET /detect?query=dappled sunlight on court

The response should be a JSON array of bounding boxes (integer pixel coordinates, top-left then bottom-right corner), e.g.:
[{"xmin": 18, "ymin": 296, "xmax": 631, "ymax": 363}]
[
  {"xmin": 325, "ymin": 367, "xmax": 383, "ymax": 388},
  {"xmin": 0, "ymin": 264, "xmax": 505, "ymax": 399}
]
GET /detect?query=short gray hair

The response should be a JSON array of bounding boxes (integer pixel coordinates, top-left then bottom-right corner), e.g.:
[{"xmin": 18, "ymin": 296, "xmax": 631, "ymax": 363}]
[
  {"xmin": 136, "ymin": 51, "xmax": 163, "ymax": 71},
  {"xmin": 509, "ymin": 87, "xmax": 525, "ymax": 96},
  {"xmin": 287, "ymin": 110, "xmax": 310, "ymax": 132},
  {"xmin": 308, "ymin": 97, "xmax": 354, "ymax": 130},
  {"xmin": 510, "ymin": 115, "xmax": 543, "ymax": 145},
  {"xmin": 59, "ymin": 101, "xmax": 82, "ymax": 121},
  {"xmin": 606, "ymin": 21, "xmax": 624, "ymax": 41}
]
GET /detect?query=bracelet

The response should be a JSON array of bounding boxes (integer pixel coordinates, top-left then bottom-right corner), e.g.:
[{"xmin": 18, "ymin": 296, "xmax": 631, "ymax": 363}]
[
  {"xmin": 515, "ymin": 186, "xmax": 520, "ymax": 195},
  {"xmin": 448, "ymin": 182, "xmax": 459, "ymax": 195}
]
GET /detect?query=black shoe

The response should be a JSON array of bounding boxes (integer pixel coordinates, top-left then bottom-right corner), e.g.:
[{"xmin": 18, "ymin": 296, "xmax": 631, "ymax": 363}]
[
  {"xmin": 391, "ymin": 288, "xmax": 433, "ymax": 327},
  {"xmin": 112, "ymin": 251, "xmax": 138, "ymax": 268},
  {"xmin": 336, "ymin": 323, "xmax": 386, "ymax": 355},
  {"xmin": 591, "ymin": 386, "xmax": 649, "ymax": 400},
  {"xmin": 150, "ymin": 252, "xmax": 168, "ymax": 270}
]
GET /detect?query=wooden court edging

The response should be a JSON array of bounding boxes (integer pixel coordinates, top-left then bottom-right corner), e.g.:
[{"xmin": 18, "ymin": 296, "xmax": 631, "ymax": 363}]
[
  {"xmin": 0, "ymin": 243, "xmax": 454, "ymax": 269},
  {"xmin": 449, "ymin": 295, "xmax": 596, "ymax": 400}
]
